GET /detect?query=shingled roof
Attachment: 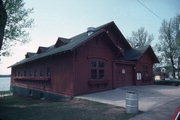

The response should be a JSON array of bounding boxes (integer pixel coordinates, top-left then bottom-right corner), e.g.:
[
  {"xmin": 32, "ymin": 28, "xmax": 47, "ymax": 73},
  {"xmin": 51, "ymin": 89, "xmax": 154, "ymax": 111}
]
[
  {"xmin": 11, "ymin": 21, "xmax": 154, "ymax": 68},
  {"xmin": 37, "ymin": 47, "xmax": 49, "ymax": 54},
  {"xmin": 10, "ymin": 28, "xmax": 107, "ymax": 67},
  {"xmin": 119, "ymin": 46, "xmax": 149, "ymax": 61},
  {"xmin": 55, "ymin": 37, "xmax": 71, "ymax": 47},
  {"xmin": 25, "ymin": 52, "xmax": 36, "ymax": 58},
  {"xmin": 119, "ymin": 45, "xmax": 159, "ymax": 63}
]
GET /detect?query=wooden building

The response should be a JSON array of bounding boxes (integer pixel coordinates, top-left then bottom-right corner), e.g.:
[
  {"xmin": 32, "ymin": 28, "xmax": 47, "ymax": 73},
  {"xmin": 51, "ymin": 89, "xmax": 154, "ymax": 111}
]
[{"xmin": 10, "ymin": 22, "xmax": 159, "ymax": 99}]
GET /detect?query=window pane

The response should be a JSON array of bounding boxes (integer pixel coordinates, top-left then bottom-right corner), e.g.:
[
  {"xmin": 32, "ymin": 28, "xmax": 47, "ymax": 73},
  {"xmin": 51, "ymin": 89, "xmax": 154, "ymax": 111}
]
[
  {"xmin": 47, "ymin": 67, "xmax": 51, "ymax": 77},
  {"xmin": 40, "ymin": 70, "xmax": 43, "ymax": 76},
  {"xmin": 29, "ymin": 70, "xmax": 32, "ymax": 77},
  {"xmin": 99, "ymin": 70, "xmax": 104, "ymax": 79},
  {"xmin": 24, "ymin": 70, "xmax": 26, "ymax": 76},
  {"xmin": 137, "ymin": 73, "xmax": 141, "ymax": 80},
  {"xmin": 20, "ymin": 71, "xmax": 23, "ymax": 76},
  {"xmin": 14, "ymin": 72, "xmax": 16, "ymax": 76},
  {"xmin": 34, "ymin": 70, "xmax": 37, "ymax": 77},
  {"xmin": 122, "ymin": 69, "xmax": 125, "ymax": 74},
  {"xmin": 91, "ymin": 61, "xmax": 97, "ymax": 67},
  {"xmin": 18, "ymin": 71, "xmax": 20, "ymax": 76},
  {"xmin": 98, "ymin": 61, "xmax": 104, "ymax": 68},
  {"xmin": 137, "ymin": 73, "xmax": 139, "ymax": 80},
  {"xmin": 91, "ymin": 69, "xmax": 97, "ymax": 79}
]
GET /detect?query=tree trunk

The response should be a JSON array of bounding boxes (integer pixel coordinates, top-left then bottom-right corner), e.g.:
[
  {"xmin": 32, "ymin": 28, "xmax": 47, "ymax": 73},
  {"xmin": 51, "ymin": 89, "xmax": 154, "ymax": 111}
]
[
  {"xmin": 178, "ymin": 56, "xmax": 180, "ymax": 79},
  {"xmin": 0, "ymin": 0, "xmax": 7, "ymax": 50},
  {"xmin": 170, "ymin": 55, "xmax": 175, "ymax": 78}
]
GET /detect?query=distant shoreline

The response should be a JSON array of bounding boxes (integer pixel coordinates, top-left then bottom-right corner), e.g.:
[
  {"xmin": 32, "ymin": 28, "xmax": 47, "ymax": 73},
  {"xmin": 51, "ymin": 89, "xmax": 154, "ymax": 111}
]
[{"xmin": 0, "ymin": 75, "xmax": 11, "ymax": 77}]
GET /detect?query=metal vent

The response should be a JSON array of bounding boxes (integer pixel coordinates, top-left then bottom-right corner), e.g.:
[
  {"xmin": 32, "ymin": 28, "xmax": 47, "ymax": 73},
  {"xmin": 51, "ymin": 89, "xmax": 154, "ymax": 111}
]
[{"xmin": 87, "ymin": 27, "xmax": 96, "ymax": 36}]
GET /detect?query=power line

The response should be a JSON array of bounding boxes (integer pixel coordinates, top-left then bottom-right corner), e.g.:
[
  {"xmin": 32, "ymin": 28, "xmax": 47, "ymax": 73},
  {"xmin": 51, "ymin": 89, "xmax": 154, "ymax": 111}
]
[{"xmin": 136, "ymin": 0, "xmax": 162, "ymax": 20}]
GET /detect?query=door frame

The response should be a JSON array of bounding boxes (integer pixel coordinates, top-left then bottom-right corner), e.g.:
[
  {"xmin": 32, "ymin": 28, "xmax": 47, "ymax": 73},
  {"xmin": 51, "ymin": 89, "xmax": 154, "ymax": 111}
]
[{"xmin": 112, "ymin": 61, "xmax": 136, "ymax": 88}]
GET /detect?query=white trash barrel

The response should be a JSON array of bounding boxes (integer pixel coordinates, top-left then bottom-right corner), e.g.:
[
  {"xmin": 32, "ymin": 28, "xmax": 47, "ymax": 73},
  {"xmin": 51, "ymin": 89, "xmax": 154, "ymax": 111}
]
[{"xmin": 126, "ymin": 91, "xmax": 138, "ymax": 113}]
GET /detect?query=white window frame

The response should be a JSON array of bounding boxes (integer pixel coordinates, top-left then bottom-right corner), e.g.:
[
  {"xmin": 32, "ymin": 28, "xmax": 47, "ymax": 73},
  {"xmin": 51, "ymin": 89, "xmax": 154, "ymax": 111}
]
[
  {"xmin": 137, "ymin": 72, "xmax": 142, "ymax": 80},
  {"xmin": 122, "ymin": 69, "xmax": 126, "ymax": 74}
]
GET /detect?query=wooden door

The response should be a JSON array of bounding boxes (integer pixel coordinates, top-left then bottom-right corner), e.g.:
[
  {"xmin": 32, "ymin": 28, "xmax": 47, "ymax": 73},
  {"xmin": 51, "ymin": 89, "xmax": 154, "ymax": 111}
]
[{"xmin": 115, "ymin": 64, "xmax": 134, "ymax": 87}]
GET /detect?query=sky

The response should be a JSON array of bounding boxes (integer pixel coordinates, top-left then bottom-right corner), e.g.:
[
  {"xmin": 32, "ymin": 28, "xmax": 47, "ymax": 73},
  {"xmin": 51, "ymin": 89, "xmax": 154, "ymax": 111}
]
[{"xmin": 0, "ymin": 0, "xmax": 179, "ymax": 74}]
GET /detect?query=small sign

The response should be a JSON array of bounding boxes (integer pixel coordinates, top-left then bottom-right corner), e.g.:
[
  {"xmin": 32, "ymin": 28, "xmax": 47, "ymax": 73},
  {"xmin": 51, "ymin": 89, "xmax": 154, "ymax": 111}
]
[
  {"xmin": 137, "ymin": 73, "xmax": 141, "ymax": 80},
  {"xmin": 122, "ymin": 69, "xmax": 126, "ymax": 74}
]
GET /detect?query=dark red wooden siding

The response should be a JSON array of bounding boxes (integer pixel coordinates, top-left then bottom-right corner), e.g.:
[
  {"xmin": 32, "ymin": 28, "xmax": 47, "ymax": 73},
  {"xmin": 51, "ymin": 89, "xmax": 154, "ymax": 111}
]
[
  {"xmin": 11, "ymin": 53, "xmax": 74, "ymax": 96},
  {"xmin": 11, "ymin": 24, "xmax": 157, "ymax": 97},
  {"xmin": 135, "ymin": 52, "xmax": 154, "ymax": 85},
  {"xmin": 114, "ymin": 63, "xmax": 135, "ymax": 87},
  {"xmin": 73, "ymin": 35, "xmax": 116, "ymax": 95}
]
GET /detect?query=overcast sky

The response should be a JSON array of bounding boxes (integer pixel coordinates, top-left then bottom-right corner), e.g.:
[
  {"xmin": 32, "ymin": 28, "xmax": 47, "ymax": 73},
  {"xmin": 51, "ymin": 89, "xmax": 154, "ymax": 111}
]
[{"xmin": 0, "ymin": 0, "xmax": 179, "ymax": 74}]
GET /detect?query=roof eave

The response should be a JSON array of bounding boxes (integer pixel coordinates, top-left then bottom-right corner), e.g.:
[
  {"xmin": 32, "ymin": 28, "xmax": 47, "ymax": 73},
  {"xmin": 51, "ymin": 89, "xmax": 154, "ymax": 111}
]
[
  {"xmin": 138, "ymin": 45, "xmax": 159, "ymax": 63},
  {"xmin": 71, "ymin": 29, "xmax": 107, "ymax": 51},
  {"xmin": 9, "ymin": 49, "xmax": 73, "ymax": 68}
]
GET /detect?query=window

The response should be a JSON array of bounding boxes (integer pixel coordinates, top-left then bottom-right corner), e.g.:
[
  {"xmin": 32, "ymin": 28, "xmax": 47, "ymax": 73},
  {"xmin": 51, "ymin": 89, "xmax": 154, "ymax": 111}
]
[
  {"xmin": 98, "ymin": 61, "xmax": 104, "ymax": 68},
  {"xmin": 99, "ymin": 70, "xmax": 104, "ymax": 79},
  {"xmin": 24, "ymin": 70, "xmax": 26, "ymax": 76},
  {"xmin": 34, "ymin": 70, "xmax": 37, "ymax": 77},
  {"xmin": 20, "ymin": 71, "xmax": 23, "ymax": 76},
  {"xmin": 18, "ymin": 71, "xmax": 20, "ymax": 76},
  {"xmin": 91, "ymin": 61, "xmax": 97, "ymax": 67},
  {"xmin": 122, "ymin": 69, "xmax": 126, "ymax": 74},
  {"xmin": 14, "ymin": 71, "xmax": 17, "ymax": 77},
  {"xmin": 91, "ymin": 69, "xmax": 97, "ymax": 79},
  {"xmin": 46, "ymin": 67, "xmax": 51, "ymax": 77},
  {"xmin": 40, "ymin": 70, "xmax": 43, "ymax": 77},
  {"xmin": 29, "ymin": 70, "xmax": 32, "ymax": 77},
  {"xmin": 90, "ymin": 61, "xmax": 105, "ymax": 80},
  {"xmin": 137, "ymin": 72, "xmax": 141, "ymax": 80}
]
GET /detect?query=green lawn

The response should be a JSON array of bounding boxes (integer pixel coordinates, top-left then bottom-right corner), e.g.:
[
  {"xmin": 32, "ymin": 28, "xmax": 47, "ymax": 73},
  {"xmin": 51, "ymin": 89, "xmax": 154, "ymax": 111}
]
[
  {"xmin": 0, "ymin": 96, "xmax": 137, "ymax": 120},
  {"xmin": 0, "ymin": 91, "xmax": 11, "ymax": 95}
]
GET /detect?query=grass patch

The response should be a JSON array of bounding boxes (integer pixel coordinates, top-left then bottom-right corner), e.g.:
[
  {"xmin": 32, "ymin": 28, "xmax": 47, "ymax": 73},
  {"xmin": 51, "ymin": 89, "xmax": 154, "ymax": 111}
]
[
  {"xmin": 0, "ymin": 91, "xmax": 11, "ymax": 95},
  {"xmin": 0, "ymin": 96, "xmax": 138, "ymax": 120},
  {"xmin": 0, "ymin": 96, "xmax": 42, "ymax": 106}
]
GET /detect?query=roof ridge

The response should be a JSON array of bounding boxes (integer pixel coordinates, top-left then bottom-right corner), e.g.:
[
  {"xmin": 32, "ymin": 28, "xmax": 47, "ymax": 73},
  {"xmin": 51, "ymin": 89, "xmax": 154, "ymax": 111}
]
[
  {"xmin": 96, "ymin": 21, "xmax": 115, "ymax": 30},
  {"xmin": 10, "ymin": 21, "xmax": 126, "ymax": 67}
]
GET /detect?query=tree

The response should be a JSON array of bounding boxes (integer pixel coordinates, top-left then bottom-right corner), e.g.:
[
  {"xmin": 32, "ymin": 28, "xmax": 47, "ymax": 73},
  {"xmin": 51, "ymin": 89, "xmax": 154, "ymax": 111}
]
[
  {"xmin": 0, "ymin": 0, "xmax": 33, "ymax": 56},
  {"xmin": 156, "ymin": 15, "xmax": 180, "ymax": 78},
  {"xmin": 0, "ymin": 0, "xmax": 7, "ymax": 51},
  {"xmin": 127, "ymin": 27, "xmax": 154, "ymax": 48}
]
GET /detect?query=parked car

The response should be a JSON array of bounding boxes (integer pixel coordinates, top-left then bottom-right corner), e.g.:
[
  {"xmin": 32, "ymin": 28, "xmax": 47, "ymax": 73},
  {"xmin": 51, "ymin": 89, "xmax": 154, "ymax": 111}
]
[
  {"xmin": 170, "ymin": 106, "xmax": 180, "ymax": 120},
  {"xmin": 155, "ymin": 79, "xmax": 180, "ymax": 86}
]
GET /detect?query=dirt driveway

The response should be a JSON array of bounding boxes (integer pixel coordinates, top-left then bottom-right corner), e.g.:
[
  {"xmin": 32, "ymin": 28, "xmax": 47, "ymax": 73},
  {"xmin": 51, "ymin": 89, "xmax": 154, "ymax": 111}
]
[{"xmin": 77, "ymin": 85, "xmax": 180, "ymax": 111}]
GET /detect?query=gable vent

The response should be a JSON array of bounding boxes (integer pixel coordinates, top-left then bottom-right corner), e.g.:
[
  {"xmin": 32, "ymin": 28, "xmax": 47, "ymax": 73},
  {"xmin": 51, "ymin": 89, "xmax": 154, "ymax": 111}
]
[{"xmin": 87, "ymin": 27, "xmax": 96, "ymax": 36}]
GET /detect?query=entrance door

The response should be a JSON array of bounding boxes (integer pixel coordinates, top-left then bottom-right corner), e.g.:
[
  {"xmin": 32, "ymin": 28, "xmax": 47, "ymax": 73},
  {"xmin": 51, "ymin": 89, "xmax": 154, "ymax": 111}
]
[{"xmin": 115, "ymin": 64, "xmax": 134, "ymax": 87}]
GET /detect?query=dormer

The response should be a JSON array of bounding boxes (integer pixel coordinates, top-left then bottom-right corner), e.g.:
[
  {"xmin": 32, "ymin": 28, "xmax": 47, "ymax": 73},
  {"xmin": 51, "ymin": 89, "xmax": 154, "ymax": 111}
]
[
  {"xmin": 37, "ymin": 46, "xmax": 48, "ymax": 54},
  {"xmin": 55, "ymin": 37, "xmax": 70, "ymax": 47},
  {"xmin": 25, "ymin": 52, "xmax": 36, "ymax": 58}
]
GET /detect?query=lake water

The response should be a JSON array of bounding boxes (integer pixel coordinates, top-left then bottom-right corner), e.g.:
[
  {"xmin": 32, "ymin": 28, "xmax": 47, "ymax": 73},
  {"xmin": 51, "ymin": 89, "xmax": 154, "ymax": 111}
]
[{"xmin": 0, "ymin": 77, "xmax": 11, "ymax": 91}]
